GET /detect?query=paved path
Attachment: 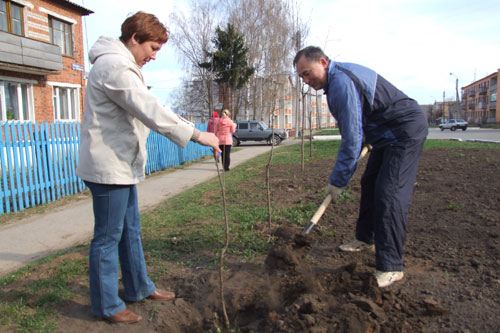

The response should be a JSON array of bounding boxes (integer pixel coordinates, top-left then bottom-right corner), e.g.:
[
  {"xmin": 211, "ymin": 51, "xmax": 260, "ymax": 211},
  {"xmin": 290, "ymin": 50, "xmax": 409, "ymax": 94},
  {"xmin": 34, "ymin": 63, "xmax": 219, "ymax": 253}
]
[{"xmin": 0, "ymin": 140, "xmax": 299, "ymax": 277}]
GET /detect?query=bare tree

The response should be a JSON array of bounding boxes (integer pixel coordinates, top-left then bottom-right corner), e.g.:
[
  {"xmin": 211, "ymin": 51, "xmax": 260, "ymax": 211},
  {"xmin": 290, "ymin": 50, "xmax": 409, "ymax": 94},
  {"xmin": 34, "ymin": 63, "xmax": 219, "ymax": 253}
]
[
  {"xmin": 301, "ymin": 85, "xmax": 307, "ymax": 171},
  {"xmin": 168, "ymin": 0, "xmax": 222, "ymax": 119},
  {"xmin": 169, "ymin": 78, "xmax": 208, "ymax": 120},
  {"xmin": 224, "ymin": 0, "xmax": 265, "ymax": 119},
  {"xmin": 290, "ymin": 1, "xmax": 310, "ymax": 137},
  {"xmin": 225, "ymin": 0, "xmax": 301, "ymax": 122}
]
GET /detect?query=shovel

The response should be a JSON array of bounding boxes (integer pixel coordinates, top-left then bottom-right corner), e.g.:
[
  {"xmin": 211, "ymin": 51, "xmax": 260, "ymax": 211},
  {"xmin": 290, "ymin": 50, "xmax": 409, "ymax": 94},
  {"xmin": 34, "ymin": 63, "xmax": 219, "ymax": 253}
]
[{"xmin": 303, "ymin": 145, "xmax": 371, "ymax": 234}]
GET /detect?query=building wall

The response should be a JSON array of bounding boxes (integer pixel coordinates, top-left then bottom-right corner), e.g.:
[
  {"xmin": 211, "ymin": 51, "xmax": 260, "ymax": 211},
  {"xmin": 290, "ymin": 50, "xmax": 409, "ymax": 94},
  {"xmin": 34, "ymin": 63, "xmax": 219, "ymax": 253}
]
[
  {"xmin": 0, "ymin": 0, "xmax": 90, "ymax": 122},
  {"xmin": 305, "ymin": 91, "xmax": 335, "ymax": 130},
  {"xmin": 461, "ymin": 69, "xmax": 499, "ymax": 125},
  {"xmin": 283, "ymin": 92, "xmax": 293, "ymax": 130}
]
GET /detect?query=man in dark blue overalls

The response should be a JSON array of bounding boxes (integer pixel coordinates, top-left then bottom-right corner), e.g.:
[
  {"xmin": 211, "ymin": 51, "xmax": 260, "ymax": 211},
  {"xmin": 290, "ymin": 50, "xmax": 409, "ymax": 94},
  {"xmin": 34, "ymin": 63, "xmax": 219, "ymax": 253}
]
[{"xmin": 294, "ymin": 46, "xmax": 428, "ymax": 287}]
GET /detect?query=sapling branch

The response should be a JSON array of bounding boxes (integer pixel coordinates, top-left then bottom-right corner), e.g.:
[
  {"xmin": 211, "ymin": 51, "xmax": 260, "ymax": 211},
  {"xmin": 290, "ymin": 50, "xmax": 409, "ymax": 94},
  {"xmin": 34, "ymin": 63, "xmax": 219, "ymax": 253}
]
[{"xmin": 214, "ymin": 153, "xmax": 230, "ymax": 329}]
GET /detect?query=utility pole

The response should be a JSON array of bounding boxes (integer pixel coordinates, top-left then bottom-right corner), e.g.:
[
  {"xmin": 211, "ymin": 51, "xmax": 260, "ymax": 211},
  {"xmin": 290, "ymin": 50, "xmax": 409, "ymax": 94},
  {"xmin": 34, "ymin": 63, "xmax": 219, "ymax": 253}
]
[
  {"xmin": 450, "ymin": 73, "xmax": 461, "ymax": 119},
  {"xmin": 442, "ymin": 91, "xmax": 446, "ymax": 121}
]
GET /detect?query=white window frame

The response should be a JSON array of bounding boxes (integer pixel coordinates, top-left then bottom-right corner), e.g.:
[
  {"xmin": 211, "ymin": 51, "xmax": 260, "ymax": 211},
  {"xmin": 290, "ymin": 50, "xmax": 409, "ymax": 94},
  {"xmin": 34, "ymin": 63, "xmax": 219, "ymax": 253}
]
[
  {"xmin": 0, "ymin": 78, "xmax": 35, "ymax": 122},
  {"xmin": 49, "ymin": 82, "xmax": 80, "ymax": 121}
]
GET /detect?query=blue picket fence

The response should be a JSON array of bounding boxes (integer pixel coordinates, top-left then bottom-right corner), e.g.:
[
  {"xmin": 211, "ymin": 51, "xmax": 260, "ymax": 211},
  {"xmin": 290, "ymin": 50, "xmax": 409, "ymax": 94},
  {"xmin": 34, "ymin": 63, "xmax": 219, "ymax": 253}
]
[
  {"xmin": 0, "ymin": 121, "xmax": 210, "ymax": 215},
  {"xmin": 145, "ymin": 124, "xmax": 211, "ymax": 175}
]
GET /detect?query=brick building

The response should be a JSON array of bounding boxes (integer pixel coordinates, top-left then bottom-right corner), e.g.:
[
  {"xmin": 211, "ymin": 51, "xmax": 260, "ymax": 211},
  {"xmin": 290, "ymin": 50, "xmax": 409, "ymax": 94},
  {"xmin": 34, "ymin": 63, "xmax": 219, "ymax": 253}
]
[
  {"xmin": 461, "ymin": 69, "xmax": 499, "ymax": 126},
  {"xmin": 0, "ymin": 0, "xmax": 92, "ymax": 122}
]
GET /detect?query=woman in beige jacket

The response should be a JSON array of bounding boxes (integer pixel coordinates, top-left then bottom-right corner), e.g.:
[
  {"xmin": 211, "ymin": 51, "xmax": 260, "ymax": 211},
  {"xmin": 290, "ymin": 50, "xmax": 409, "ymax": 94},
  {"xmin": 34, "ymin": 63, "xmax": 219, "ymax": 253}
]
[{"xmin": 76, "ymin": 12, "xmax": 219, "ymax": 324}]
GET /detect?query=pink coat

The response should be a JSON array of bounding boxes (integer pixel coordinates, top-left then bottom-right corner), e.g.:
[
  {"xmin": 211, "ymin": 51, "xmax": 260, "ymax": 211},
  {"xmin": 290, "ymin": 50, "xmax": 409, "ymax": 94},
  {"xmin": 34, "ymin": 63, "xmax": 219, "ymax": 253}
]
[{"xmin": 215, "ymin": 116, "xmax": 236, "ymax": 145}]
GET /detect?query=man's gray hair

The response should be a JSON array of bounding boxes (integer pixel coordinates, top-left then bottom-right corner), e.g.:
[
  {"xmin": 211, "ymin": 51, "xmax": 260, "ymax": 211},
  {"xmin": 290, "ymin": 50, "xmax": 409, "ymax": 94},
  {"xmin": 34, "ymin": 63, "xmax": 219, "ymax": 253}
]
[{"xmin": 293, "ymin": 46, "xmax": 330, "ymax": 67}]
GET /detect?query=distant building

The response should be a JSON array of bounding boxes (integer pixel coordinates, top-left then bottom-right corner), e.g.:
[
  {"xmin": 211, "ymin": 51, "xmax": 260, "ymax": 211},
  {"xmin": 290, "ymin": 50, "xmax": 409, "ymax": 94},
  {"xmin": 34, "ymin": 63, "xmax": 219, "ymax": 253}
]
[
  {"xmin": 0, "ymin": 0, "xmax": 93, "ymax": 122},
  {"xmin": 461, "ymin": 69, "xmax": 499, "ymax": 126}
]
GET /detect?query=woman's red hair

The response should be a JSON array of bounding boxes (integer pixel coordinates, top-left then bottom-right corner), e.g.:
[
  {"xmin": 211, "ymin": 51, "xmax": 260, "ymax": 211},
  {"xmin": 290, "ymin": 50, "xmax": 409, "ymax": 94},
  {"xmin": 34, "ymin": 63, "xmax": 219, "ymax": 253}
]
[{"xmin": 120, "ymin": 11, "xmax": 169, "ymax": 45}]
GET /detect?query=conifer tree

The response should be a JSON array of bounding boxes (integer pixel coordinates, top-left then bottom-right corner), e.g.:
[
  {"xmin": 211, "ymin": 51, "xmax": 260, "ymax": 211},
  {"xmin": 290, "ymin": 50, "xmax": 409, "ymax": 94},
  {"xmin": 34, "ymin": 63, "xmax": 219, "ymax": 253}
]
[{"xmin": 200, "ymin": 23, "xmax": 255, "ymax": 115}]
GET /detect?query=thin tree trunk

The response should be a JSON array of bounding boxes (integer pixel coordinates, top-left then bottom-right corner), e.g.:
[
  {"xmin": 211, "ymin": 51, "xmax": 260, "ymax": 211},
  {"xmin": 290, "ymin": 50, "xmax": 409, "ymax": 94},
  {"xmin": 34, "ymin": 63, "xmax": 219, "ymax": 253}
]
[
  {"xmin": 309, "ymin": 90, "xmax": 313, "ymax": 158},
  {"xmin": 301, "ymin": 89, "xmax": 306, "ymax": 171},
  {"xmin": 266, "ymin": 98, "xmax": 276, "ymax": 228},
  {"xmin": 214, "ymin": 158, "xmax": 230, "ymax": 329}
]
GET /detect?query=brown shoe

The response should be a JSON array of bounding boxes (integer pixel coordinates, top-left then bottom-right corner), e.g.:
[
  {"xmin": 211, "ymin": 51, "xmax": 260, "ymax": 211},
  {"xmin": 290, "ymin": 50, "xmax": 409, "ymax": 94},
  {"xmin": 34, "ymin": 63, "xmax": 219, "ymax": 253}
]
[
  {"xmin": 106, "ymin": 309, "xmax": 142, "ymax": 324},
  {"xmin": 148, "ymin": 289, "xmax": 175, "ymax": 301}
]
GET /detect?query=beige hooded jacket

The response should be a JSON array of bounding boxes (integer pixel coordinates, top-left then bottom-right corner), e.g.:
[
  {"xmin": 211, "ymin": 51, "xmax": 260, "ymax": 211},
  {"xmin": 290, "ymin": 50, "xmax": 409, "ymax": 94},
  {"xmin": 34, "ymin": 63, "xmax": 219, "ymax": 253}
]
[{"xmin": 76, "ymin": 37, "xmax": 195, "ymax": 184}]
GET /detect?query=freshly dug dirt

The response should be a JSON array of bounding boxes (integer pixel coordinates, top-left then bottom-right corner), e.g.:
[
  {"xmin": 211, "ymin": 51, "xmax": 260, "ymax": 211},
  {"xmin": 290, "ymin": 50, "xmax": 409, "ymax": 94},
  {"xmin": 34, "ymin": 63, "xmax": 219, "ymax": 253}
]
[{"xmin": 7, "ymin": 148, "xmax": 500, "ymax": 332}]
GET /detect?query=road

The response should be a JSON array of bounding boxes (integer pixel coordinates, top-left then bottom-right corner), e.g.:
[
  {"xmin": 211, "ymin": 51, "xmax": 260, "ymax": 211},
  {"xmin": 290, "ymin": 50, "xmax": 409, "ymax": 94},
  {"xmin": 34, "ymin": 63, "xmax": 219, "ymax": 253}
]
[
  {"xmin": 310, "ymin": 127, "xmax": 500, "ymax": 144},
  {"xmin": 427, "ymin": 127, "xmax": 500, "ymax": 143}
]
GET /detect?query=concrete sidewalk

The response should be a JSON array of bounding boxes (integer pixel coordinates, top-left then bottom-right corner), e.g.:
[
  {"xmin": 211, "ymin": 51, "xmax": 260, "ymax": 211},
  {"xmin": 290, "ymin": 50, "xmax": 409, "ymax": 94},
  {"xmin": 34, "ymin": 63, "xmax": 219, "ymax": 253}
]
[{"xmin": 0, "ymin": 141, "xmax": 298, "ymax": 277}]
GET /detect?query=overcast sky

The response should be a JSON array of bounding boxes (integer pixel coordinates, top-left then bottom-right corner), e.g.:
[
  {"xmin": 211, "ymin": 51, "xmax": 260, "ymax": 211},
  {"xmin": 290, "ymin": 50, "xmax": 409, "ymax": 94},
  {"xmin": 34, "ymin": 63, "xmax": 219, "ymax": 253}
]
[{"xmin": 78, "ymin": 0, "xmax": 500, "ymax": 106}]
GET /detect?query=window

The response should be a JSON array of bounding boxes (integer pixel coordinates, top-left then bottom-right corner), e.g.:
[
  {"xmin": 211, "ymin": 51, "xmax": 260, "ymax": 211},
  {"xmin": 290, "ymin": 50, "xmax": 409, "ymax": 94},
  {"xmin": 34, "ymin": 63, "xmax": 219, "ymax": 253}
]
[
  {"xmin": 250, "ymin": 122, "xmax": 264, "ymax": 130},
  {"xmin": 0, "ymin": 0, "xmax": 24, "ymax": 35},
  {"xmin": 49, "ymin": 17, "xmax": 73, "ymax": 56},
  {"xmin": 53, "ymin": 86, "xmax": 79, "ymax": 120},
  {"xmin": 0, "ymin": 80, "xmax": 33, "ymax": 121}
]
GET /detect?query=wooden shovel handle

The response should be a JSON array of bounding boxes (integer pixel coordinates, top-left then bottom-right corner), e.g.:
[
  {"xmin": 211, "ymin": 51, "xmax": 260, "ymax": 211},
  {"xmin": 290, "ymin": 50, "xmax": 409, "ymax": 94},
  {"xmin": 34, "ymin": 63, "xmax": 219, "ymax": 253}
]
[
  {"xmin": 303, "ymin": 145, "xmax": 371, "ymax": 234},
  {"xmin": 310, "ymin": 194, "xmax": 333, "ymax": 225}
]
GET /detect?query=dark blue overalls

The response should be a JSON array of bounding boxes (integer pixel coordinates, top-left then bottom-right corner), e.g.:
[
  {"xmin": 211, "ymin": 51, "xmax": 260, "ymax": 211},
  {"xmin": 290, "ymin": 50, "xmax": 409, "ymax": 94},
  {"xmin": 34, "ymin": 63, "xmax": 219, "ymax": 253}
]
[{"xmin": 326, "ymin": 61, "xmax": 428, "ymax": 271}]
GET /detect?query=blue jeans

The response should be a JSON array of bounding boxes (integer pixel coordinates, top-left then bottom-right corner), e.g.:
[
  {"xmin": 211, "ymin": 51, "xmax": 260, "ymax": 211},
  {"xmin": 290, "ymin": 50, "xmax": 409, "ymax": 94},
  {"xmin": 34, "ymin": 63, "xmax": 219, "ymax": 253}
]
[{"xmin": 85, "ymin": 181, "xmax": 156, "ymax": 317}]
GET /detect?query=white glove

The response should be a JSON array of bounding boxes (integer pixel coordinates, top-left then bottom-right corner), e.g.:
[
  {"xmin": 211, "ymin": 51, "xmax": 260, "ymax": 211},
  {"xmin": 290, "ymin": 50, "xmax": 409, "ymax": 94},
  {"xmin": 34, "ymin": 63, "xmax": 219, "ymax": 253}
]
[{"xmin": 326, "ymin": 184, "xmax": 345, "ymax": 200}]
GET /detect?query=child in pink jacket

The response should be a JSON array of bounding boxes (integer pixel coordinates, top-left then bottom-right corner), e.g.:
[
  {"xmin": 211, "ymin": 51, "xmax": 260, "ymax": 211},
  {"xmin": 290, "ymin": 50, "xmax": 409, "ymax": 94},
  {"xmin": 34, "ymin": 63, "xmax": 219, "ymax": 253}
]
[
  {"xmin": 215, "ymin": 109, "xmax": 237, "ymax": 171},
  {"xmin": 206, "ymin": 111, "xmax": 218, "ymax": 133}
]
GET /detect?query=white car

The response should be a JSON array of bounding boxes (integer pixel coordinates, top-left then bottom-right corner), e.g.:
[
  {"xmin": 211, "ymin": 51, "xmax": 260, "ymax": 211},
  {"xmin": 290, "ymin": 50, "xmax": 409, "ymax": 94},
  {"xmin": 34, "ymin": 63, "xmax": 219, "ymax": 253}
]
[{"xmin": 439, "ymin": 119, "xmax": 468, "ymax": 131}]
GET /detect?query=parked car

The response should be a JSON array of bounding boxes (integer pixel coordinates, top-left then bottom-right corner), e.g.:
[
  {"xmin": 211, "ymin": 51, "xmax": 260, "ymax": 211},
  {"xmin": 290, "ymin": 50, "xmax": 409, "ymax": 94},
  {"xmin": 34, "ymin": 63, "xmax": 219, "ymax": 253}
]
[
  {"xmin": 233, "ymin": 120, "xmax": 287, "ymax": 146},
  {"xmin": 439, "ymin": 119, "xmax": 468, "ymax": 131}
]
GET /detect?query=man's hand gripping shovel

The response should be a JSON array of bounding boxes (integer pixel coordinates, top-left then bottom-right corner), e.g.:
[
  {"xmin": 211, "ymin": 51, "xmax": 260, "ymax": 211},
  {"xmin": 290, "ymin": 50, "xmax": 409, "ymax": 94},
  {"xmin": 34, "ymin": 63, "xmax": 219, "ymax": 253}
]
[{"xmin": 303, "ymin": 145, "xmax": 372, "ymax": 234}]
